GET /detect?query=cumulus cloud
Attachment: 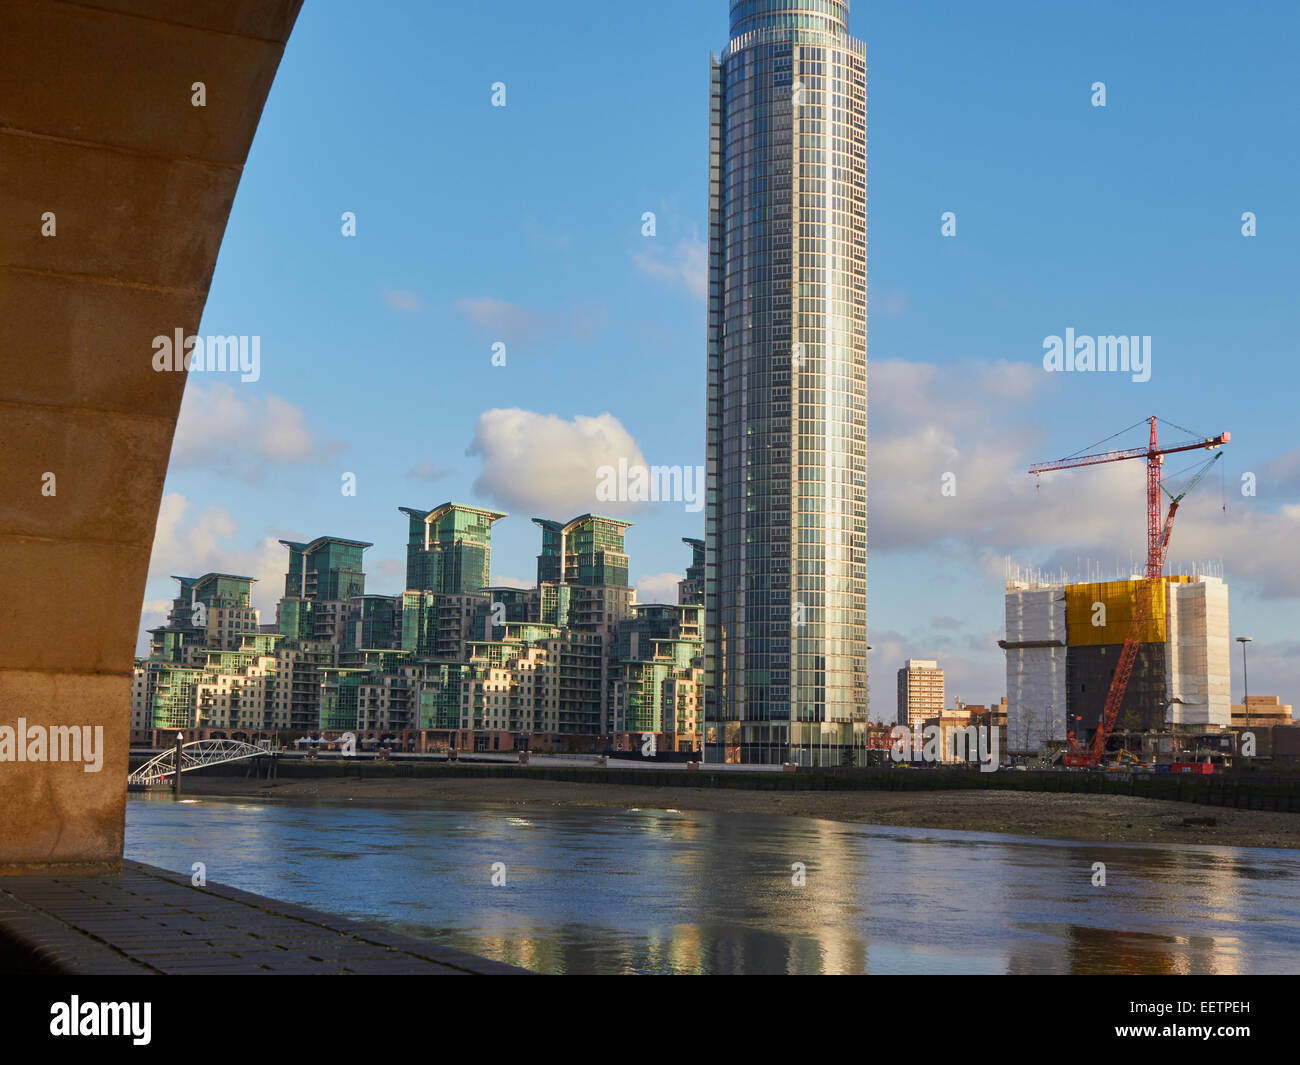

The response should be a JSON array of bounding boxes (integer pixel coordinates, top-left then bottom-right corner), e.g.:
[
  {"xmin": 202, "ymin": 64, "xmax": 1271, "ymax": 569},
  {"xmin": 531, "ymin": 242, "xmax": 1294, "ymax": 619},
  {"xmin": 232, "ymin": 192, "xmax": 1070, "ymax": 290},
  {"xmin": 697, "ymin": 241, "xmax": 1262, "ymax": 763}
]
[
  {"xmin": 139, "ymin": 493, "xmax": 291, "ymax": 653},
  {"xmin": 137, "ymin": 599, "xmax": 173, "ymax": 649},
  {"xmin": 868, "ymin": 358, "xmax": 1118, "ymax": 553},
  {"xmin": 1134, "ymin": 501, "xmax": 1300, "ymax": 600},
  {"xmin": 466, "ymin": 408, "xmax": 648, "ymax": 515},
  {"xmin": 455, "ymin": 297, "xmax": 546, "ymax": 344},
  {"xmin": 1258, "ymin": 448, "xmax": 1300, "ymax": 497},
  {"xmin": 407, "ymin": 460, "xmax": 452, "ymax": 482},
  {"xmin": 1237, "ymin": 640, "xmax": 1300, "ymax": 710},
  {"xmin": 635, "ymin": 572, "xmax": 682, "ymax": 606},
  {"xmin": 489, "ymin": 575, "xmax": 533, "ymax": 590},
  {"xmin": 373, "ymin": 557, "xmax": 407, "ymax": 589},
  {"xmin": 868, "ymin": 357, "xmax": 1300, "ymax": 599},
  {"xmin": 633, "ymin": 237, "xmax": 707, "ymax": 300},
  {"xmin": 874, "ymin": 287, "xmax": 909, "ymax": 318},
  {"xmin": 171, "ymin": 384, "xmax": 342, "ymax": 482},
  {"xmin": 871, "ymin": 622, "xmax": 1006, "ymax": 725},
  {"xmin": 383, "ymin": 289, "xmax": 426, "ymax": 312},
  {"xmin": 455, "ymin": 297, "xmax": 604, "ymax": 347}
]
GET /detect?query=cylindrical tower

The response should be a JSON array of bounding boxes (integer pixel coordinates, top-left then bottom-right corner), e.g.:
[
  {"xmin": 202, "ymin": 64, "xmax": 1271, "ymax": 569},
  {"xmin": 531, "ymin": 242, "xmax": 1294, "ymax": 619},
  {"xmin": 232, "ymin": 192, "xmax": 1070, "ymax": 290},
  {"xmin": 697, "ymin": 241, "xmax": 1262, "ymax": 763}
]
[{"xmin": 705, "ymin": 0, "xmax": 868, "ymax": 765}]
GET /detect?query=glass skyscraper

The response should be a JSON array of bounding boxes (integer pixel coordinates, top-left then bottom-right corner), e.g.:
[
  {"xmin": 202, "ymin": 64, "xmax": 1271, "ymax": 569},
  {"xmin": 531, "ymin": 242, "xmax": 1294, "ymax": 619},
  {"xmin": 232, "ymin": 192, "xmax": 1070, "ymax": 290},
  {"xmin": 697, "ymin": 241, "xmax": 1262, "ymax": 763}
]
[{"xmin": 704, "ymin": 0, "xmax": 868, "ymax": 765}]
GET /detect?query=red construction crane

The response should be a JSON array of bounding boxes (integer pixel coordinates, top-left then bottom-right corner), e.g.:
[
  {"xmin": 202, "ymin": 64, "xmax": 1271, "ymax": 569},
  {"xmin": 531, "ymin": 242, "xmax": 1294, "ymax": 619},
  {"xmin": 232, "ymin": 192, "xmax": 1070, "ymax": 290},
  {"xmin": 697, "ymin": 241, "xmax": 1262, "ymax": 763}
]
[{"xmin": 1028, "ymin": 416, "xmax": 1229, "ymax": 767}]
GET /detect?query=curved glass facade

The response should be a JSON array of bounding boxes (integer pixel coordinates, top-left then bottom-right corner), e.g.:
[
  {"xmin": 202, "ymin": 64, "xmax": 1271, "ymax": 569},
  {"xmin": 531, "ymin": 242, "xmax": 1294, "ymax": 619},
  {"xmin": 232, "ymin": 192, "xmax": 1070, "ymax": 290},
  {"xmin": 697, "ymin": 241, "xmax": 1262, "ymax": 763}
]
[{"xmin": 706, "ymin": 0, "xmax": 867, "ymax": 764}]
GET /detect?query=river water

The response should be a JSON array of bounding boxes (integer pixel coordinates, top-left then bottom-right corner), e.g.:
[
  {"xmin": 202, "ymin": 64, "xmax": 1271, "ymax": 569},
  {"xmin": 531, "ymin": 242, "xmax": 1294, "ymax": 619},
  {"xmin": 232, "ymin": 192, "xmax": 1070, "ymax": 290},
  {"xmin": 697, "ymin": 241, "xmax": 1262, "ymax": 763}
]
[{"xmin": 124, "ymin": 795, "xmax": 1300, "ymax": 974}]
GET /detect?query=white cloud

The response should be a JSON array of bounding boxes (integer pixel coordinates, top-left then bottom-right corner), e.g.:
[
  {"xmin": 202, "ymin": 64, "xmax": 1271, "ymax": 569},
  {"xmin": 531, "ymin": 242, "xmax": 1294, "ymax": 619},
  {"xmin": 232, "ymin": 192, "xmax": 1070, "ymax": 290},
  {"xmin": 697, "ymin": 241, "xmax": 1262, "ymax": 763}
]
[
  {"xmin": 171, "ymin": 384, "xmax": 342, "ymax": 481},
  {"xmin": 383, "ymin": 289, "xmax": 426, "ymax": 313},
  {"xmin": 633, "ymin": 237, "xmax": 707, "ymax": 300},
  {"xmin": 871, "ymin": 622, "xmax": 1005, "ymax": 725},
  {"xmin": 139, "ymin": 492, "xmax": 290, "ymax": 653},
  {"xmin": 874, "ymin": 287, "xmax": 909, "ymax": 318},
  {"xmin": 1137, "ymin": 502, "xmax": 1300, "ymax": 600},
  {"xmin": 455, "ymin": 297, "xmax": 545, "ymax": 342},
  {"xmin": 466, "ymin": 408, "xmax": 648, "ymax": 515},
  {"xmin": 1258, "ymin": 448, "xmax": 1300, "ymax": 497},
  {"xmin": 137, "ymin": 599, "xmax": 173, "ymax": 645},
  {"xmin": 407, "ymin": 460, "xmax": 452, "ymax": 482},
  {"xmin": 373, "ymin": 557, "xmax": 407, "ymax": 588},
  {"xmin": 455, "ymin": 297, "xmax": 603, "ymax": 347},
  {"xmin": 635, "ymin": 572, "xmax": 681, "ymax": 606},
  {"xmin": 1236, "ymin": 640, "xmax": 1300, "ymax": 710},
  {"xmin": 868, "ymin": 358, "xmax": 1124, "ymax": 553},
  {"xmin": 868, "ymin": 357, "xmax": 1300, "ymax": 600},
  {"xmin": 489, "ymin": 575, "xmax": 533, "ymax": 589}
]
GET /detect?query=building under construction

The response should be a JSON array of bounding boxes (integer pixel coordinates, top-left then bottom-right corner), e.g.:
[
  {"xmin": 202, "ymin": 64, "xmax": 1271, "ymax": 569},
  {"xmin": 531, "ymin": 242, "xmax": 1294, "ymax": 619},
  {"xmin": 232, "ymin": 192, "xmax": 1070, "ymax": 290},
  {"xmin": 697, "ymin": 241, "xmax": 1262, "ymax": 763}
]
[{"xmin": 1002, "ymin": 574, "xmax": 1231, "ymax": 755}]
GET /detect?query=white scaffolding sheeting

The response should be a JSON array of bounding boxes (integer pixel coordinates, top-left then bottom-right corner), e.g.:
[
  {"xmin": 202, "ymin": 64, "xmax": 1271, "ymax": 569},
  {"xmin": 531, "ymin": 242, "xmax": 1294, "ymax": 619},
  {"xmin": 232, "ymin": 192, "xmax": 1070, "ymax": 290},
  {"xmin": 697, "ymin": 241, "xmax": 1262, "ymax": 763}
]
[
  {"xmin": 1165, "ymin": 576, "xmax": 1231, "ymax": 726},
  {"xmin": 1004, "ymin": 585, "xmax": 1067, "ymax": 753}
]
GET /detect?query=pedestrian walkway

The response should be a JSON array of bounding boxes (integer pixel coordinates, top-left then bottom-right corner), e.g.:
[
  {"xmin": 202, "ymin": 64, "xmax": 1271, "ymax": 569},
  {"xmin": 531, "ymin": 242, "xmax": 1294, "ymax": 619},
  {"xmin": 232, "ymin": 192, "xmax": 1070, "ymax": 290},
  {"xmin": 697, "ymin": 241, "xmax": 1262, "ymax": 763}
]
[{"xmin": 0, "ymin": 861, "xmax": 527, "ymax": 974}]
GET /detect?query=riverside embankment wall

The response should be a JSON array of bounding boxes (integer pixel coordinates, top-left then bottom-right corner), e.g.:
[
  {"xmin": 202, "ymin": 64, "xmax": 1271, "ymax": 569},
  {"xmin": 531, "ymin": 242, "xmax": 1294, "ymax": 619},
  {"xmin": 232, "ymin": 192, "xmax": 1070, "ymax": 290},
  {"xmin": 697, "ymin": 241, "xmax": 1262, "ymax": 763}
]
[{"xmin": 148, "ymin": 757, "xmax": 1300, "ymax": 814}]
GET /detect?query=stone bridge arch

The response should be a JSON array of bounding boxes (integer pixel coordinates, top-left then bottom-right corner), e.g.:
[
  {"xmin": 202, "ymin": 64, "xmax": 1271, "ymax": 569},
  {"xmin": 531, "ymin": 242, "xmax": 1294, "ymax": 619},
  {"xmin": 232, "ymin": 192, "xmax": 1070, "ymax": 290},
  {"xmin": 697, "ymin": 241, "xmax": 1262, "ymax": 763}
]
[{"xmin": 0, "ymin": 0, "xmax": 303, "ymax": 871}]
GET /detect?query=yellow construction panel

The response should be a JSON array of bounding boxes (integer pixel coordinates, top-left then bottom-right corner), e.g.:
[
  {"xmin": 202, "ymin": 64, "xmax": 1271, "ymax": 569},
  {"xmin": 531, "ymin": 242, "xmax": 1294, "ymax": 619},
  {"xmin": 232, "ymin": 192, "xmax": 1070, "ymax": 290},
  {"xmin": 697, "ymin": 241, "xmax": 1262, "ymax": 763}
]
[{"xmin": 1065, "ymin": 577, "xmax": 1192, "ymax": 647}]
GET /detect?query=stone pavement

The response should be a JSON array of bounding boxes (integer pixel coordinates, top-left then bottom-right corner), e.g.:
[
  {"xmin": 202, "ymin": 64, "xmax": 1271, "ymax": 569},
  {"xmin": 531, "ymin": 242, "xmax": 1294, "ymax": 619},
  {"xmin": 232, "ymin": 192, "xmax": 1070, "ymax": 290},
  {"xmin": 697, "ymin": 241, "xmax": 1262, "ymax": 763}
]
[{"xmin": 0, "ymin": 860, "xmax": 528, "ymax": 974}]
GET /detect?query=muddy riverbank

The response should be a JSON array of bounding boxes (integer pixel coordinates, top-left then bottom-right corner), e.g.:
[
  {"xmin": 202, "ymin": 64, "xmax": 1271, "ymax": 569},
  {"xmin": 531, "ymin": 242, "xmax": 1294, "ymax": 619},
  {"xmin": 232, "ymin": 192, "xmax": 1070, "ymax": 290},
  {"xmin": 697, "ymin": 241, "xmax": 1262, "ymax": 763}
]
[{"xmin": 177, "ymin": 774, "xmax": 1300, "ymax": 849}]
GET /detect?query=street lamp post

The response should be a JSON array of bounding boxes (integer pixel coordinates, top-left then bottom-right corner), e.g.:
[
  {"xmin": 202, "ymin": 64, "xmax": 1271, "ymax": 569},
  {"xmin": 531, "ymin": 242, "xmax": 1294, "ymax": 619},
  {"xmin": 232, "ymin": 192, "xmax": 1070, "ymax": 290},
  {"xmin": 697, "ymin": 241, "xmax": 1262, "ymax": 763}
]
[
  {"xmin": 172, "ymin": 730, "xmax": 184, "ymax": 797},
  {"xmin": 1236, "ymin": 636, "xmax": 1253, "ymax": 743}
]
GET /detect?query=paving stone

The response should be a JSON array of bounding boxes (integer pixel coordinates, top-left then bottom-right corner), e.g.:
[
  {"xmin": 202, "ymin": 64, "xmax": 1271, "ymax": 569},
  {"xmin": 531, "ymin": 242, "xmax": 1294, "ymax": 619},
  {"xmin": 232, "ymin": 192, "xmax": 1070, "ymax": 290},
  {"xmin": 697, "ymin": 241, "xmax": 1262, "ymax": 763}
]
[{"xmin": 0, "ymin": 860, "xmax": 529, "ymax": 974}]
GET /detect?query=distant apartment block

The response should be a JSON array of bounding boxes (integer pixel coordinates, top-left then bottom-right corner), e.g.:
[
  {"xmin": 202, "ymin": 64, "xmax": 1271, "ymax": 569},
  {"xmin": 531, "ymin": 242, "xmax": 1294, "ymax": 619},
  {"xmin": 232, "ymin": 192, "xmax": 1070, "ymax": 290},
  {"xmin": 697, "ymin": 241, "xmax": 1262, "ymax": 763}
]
[
  {"xmin": 133, "ymin": 503, "xmax": 703, "ymax": 756},
  {"xmin": 678, "ymin": 537, "xmax": 704, "ymax": 607},
  {"xmin": 401, "ymin": 502, "xmax": 504, "ymax": 595},
  {"xmin": 1231, "ymin": 696, "xmax": 1293, "ymax": 729},
  {"xmin": 921, "ymin": 697, "xmax": 1006, "ymax": 765},
  {"xmin": 897, "ymin": 660, "xmax": 944, "ymax": 735},
  {"xmin": 1228, "ymin": 697, "xmax": 1296, "ymax": 759}
]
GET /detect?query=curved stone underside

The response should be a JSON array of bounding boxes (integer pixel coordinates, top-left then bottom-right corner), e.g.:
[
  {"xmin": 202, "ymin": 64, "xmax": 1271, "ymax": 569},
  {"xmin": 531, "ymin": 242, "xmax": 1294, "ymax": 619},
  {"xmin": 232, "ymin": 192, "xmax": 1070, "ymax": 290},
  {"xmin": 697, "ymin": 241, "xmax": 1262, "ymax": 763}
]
[{"xmin": 0, "ymin": 0, "xmax": 302, "ymax": 871}]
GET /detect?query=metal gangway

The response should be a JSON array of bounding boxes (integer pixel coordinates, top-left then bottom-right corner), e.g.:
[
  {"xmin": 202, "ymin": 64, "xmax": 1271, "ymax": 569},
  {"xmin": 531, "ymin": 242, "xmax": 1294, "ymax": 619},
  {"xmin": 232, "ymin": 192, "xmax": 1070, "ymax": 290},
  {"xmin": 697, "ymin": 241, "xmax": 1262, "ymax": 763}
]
[{"xmin": 128, "ymin": 739, "xmax": 270, "ymax": 787}]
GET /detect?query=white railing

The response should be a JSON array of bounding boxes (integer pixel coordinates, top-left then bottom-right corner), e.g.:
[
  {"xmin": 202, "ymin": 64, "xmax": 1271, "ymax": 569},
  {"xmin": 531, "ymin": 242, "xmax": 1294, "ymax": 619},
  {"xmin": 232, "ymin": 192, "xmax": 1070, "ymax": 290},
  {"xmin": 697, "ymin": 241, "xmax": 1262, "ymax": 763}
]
[{"xmin": 128, "ymin": 739, "xmax": 269, "ymax": 786}]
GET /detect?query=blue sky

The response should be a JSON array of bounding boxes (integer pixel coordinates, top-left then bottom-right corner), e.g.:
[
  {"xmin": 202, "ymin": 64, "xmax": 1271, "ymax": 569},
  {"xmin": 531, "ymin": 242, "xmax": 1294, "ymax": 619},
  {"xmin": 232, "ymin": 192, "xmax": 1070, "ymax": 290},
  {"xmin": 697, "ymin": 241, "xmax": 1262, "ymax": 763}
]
[{"xmin": 145, "ymin": 0, "xmax": 1300, "ymax": 719}]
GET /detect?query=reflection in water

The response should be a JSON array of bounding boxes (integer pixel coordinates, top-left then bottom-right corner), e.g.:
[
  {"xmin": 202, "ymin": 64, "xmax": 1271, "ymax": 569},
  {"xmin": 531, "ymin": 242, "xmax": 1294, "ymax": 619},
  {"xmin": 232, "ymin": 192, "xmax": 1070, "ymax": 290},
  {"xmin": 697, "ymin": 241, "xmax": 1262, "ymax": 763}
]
[{"xmin": 125, "ymin": 795, "xmax": 1300, "ymax": 974}]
